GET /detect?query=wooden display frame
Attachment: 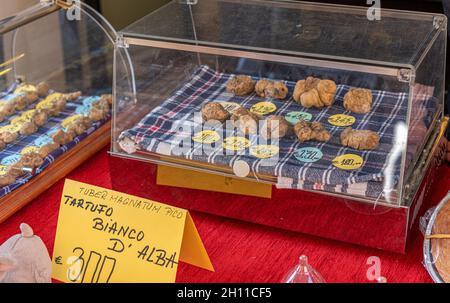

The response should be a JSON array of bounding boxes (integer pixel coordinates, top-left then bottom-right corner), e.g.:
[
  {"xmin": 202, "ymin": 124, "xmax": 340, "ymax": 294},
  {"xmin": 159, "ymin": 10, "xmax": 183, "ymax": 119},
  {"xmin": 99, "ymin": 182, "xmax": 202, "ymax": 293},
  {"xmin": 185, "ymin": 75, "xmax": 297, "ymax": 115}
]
[{"xmin": 0, "ymin": 122, "xmax": 111, "ymax": 224}]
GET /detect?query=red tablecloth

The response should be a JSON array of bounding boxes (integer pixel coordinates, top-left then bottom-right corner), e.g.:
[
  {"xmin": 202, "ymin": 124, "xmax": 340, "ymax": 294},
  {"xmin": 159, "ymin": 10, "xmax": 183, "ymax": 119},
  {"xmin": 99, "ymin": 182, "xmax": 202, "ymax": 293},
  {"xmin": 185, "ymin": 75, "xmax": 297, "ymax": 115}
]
[{"xmin": 1, "ymin": 146, "xmax": 449, "ymax": 283}]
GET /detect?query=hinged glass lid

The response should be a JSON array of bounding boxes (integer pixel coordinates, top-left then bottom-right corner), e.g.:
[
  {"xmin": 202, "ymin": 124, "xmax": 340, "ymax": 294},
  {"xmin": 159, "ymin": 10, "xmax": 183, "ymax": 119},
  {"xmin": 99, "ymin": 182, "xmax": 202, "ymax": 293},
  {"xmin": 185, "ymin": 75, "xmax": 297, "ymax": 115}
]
[{"xmin": 121, "ymin": 0, "xmax": 446, "ymax": 67}]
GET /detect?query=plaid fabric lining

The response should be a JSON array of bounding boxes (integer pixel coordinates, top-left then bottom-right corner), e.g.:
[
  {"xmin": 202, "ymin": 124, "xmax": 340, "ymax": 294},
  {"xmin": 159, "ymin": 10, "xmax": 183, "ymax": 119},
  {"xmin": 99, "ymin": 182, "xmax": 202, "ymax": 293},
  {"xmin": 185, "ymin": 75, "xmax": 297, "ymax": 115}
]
[
  {"xmin": 120, "ymin": 65, "xmax": 437, "ymax": 200},
  {"xmin": 0, "ymin": 83, "xmax": 109, "ymax": 198}
]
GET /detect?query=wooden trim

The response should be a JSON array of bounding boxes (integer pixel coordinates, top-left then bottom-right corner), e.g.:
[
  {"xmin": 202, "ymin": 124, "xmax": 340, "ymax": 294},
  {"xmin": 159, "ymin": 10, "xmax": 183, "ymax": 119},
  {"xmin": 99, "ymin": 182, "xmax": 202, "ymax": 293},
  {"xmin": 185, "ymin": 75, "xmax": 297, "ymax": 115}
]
[{"xmin": 0, "ymin": 122, "xmax": 111, "ymax": 224}]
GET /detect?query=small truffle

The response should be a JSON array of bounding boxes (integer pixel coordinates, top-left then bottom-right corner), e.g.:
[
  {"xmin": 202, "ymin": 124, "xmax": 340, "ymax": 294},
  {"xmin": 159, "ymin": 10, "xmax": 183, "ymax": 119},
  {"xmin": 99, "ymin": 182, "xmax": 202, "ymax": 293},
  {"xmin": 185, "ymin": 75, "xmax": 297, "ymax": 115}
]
[
  {"xmin": 54, "ymin": 97, "xmax": 67, "ymax": 112},
  {"xmin": 14, "ymin": 95, "xmax": 28, "ymax": 111},
  {"xmin": 0, "ymin": 174, "xmax": 16, "ymax": 187},
  {"xmin": 20, "ymin": 153, "xmax": 44, "ymax": 168},
  {"xmin": 31, "ymin": 110, "xmax": 48, "ymax": 127},
  {"xmin": 24, "ymin": 92, "xmax": 39, "ymax": 105},
  {"xmin": 19, "ymin": 122, "xmax": 38, "ymax": 136},
  {"xmin": 294, "ymin": 120, "xmax": 331, "ymax": 142},
  {"xmin": 293, "ymin": 77, "xmax": 337, "ymax": 108},
  {"xmin": 340, "ymin": 128, "xmax": 380, "ymax": 150},
  {"xmin": 255, "ymin": 80, "xmax": 289, "ymax": 99},
  {"xmin": 0, "ymin": 111, "xmax": 6, "ymax": 123},
  {"xmin": 0, "ymin": 131, "xmax": 19, "ymax": 144},
  {"xmin": 51, "ymin": 129, "xmax": 73, "ymax": 145},
  {"xmin": 201, "ymin": 102, "xmax": 230, "ymax": 123},
  {"xmin": 89, "ymin": 108, "xmax": 106, "ymax": 122},
  {"xmin": 38, "ymin": 143, "xmax": 60, "ymax": 158},
  {"xmin": 226, "ymin": 75, "xmax": 255, "ymax": 96},
  {"xmin": 261, "ymin": 115, "xmax": 292, "ymax": 139},
  {"xmin": 0, "ymin": 140, "xmax": 5, "ymax": 151},
  {"xmin": 36, "ymin": 82, "xmax": 50, "ymax": 97},
  {"xmin": 64, "ymin": 91, "xmax": 82, "ymax": 101},
  {"xmin": 1, "ymin": 102, "xmax": 16, "ymax": 116},
  {"xmin": 8, "ymin": 162, "xmax": 26, "ymax": 178},
  {"xmin": 343, "ymin": 88, "xmax": 373, "ymax": 114},
  {"xmin": 100, "ymin": 94, "xmax": 113, "ymax": 105}
]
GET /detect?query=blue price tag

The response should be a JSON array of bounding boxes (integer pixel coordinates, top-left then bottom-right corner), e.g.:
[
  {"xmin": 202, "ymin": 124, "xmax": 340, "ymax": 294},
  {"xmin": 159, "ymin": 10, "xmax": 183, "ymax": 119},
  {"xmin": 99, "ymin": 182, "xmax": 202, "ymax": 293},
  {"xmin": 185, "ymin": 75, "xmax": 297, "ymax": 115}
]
[
  {"xmin": 294, "ymin": 147, "xmax": 323, "ymax": 163},
  {"xmin": 285, "ymin": 111, "xmax": 313, "ymax": 124}
]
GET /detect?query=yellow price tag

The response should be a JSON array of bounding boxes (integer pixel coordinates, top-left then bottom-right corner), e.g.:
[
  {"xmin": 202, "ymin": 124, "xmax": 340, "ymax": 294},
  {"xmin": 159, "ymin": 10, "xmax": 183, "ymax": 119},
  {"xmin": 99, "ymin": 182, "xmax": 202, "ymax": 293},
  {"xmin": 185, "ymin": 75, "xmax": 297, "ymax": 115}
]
[
  {"xmin": 332, "ymin": 154, "xmax": 364, "ymax": 170},
  {"xmin": 250, "ymin": 145, "xmax": 280, "ymax": 159},
  {"xmin": 250, "ymin": 101, "xmax": 277, "ymax": 116},
  {"xmin": 11, "ymin": 116, "xmax": 30, "ymax": 126},
  {"xmin": 37, "ymin": 93, "xmax": 63, "ymax": 110},
  {"xmin": 0, "ymin": 124, "xmax": 21, "ymax": 134},
  {"xmin": 0, "ymin": 165, "xmax": 8, "ymax": 176},
  {"xmin": 62, "ymin": 115, "xmax": 83, "ymax": 129},
  {"xmin": 21, "ymin": 146, "xmax": 40, "ymax": 155},
  {"xmin": 15, "ymin": 84, "xmax": 36, "ymax": 94},
  {"xmin": 328, "ymin": 114, "xmax": 356, "ymax": 127},
  {"xmin": 192, "ymin": 130, "xmax": 221, "ymax": 144},
  {"xmin": 52, "ymin": 180, "xmax": 213, "ymax": 283},
  {"xmin": 222, "ymin": 136, "xmax": 251, "ymax": 151},
  {"xmin": 21, "ymin": 109, "xmax": 36, "ymax": 120}
]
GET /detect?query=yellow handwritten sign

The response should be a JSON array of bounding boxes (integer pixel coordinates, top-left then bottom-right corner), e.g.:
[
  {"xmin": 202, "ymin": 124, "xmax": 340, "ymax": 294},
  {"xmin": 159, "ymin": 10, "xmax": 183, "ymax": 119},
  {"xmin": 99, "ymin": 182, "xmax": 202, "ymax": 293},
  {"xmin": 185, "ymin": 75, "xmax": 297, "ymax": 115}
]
[
  {"xmin": 250, "ymin": 101, "xmax": 277, "ymax": 115},
  {"xmin": 222, "ymin": 136, "xmax": 251, "ymax": 151},
  {"xmin": 52, "ymin": 179, "xmax": 214, "ymax": 283},
  {"xmin": 192, "ymin": 130, "xmax": 221, "ymax": 144},
  {"xmin": 250, "ymin": 145, "xmax": 280, "ymax": 159},
  {"xmin": 332, "ymin": 154, "xmax": 364, "ymax": 170},
  {"xmin": 328, "ymin": 114, "xmax": 356, "ymax": 127}
]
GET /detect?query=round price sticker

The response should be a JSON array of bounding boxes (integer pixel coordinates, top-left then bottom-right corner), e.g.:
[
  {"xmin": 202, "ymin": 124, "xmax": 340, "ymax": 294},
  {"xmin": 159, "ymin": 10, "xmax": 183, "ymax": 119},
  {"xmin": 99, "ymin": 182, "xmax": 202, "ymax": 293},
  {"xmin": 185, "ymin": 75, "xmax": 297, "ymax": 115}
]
[
  {"xmin": 21, "ymin": 110, "xmax": 36, "ymax": 121},
  {"xmin": 328, "ymin": 114, "xmax": 356, "ymax": 127},
  {"xmin": 62, "ymin": 115, "xmax": 83, "ymax": 129},
  {"xmin": 192, "ymin": 130, "xmax": 221, "ymax": 144},
  {"xmin": 37, "ymin": 93, "xmax": 63, "ymax": 110},
  {"xmin": 294, "ymin": 147, "xmax": 323, "ymax": 163},
  {"xmin": 285, "ymin": 111, "xmax": 313, "ymax": 124},
  {"xmin": 0, "ymin": 165, "xmax": 8, "ymax": 176},
  {"xmin": 11, "ymin": 116, "xmax": 30, "ymax": 126},
  {"xmin": 332, "ymin": 154, "xmax": 364, "ymax": 170},
  {"xmin": 220, "ymin": 102, "xmax": 241, "ymax": 114},
  {"xmin": 15, "ymin": 84, "xmax": 36, "ymax": 94},
  {"xmin": 0, "ymin": 124, "xmax": 21, "ymax": 134},
  {"xmin": 21, "ymin": 146, "xmax": 40, "ymax": 155},
  {"xmin": 250, "ymin": 145, "xmax": 280, "ymax": 159},
  {"xmin": 250, "ymin": 102, "xmax": 277, "ymax": 116},
  {"xmin": 222, "ymin": 136, "xmax": 251, "ymax": 151}
]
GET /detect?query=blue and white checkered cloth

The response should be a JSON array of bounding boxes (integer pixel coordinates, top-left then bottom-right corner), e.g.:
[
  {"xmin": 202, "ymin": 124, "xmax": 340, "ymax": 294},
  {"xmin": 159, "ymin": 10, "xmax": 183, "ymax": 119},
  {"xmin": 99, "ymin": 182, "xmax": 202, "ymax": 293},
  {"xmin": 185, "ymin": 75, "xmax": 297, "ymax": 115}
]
[
  {"xmin": 120, "ymin": 65, "xmax": 436, "ymax": 200},
  {"xmin": 0, "ymin": 83, "xmax": 109, "ymax": 198}
]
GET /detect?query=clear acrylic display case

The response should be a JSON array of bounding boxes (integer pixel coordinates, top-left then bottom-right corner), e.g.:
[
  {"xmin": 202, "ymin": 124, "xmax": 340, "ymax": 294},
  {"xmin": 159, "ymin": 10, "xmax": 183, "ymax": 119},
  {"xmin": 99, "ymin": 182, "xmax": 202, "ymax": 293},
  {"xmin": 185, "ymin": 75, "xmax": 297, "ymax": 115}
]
[
  {"xmin": 112, "ymin": 0, "xmax": 447, "ymax": 208},
  {"xmin": 0, "ymin": 0, "xmax": 122, "ymax": 222}
]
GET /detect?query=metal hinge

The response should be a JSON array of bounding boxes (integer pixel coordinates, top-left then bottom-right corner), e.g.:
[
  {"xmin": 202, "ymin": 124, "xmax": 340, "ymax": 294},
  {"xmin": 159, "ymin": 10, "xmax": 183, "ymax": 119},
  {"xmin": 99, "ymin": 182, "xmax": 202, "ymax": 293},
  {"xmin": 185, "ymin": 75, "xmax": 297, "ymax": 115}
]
[
  {"xmin": 40, "ymin": 0, "xmax": 74, "ymax": 9},
  {"xmin": 177, "ymin": 0, "xmax": 198, "ymax": 5},
  {"xmin": 433, "ymin": 15, "xmax": 446, "ymax": 31},
  {"xmin": 397, "ymin": 68, "xmax": 415, "ymax": 83},
  {"xmin": 116, "ymin": 34, "xmax": 129, "ymax": 49}
]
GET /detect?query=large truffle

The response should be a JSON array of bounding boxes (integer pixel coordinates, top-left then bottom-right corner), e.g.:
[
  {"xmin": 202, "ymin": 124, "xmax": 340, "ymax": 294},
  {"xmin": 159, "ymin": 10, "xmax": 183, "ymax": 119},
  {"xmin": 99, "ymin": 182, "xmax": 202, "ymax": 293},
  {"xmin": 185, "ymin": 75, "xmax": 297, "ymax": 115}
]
[
  {"xmin": 340, "ymin": 128, "xmax": 380, "ymax": 150},
  {"xmin": 294, "ymin": 120, "xmax": 331, "ymax": 142},
  {"xmin": 293, "ymin": 77, "xmax": 337, "ymax": 108},
  {"xmin": 36, "ymin": 82, "xmax": 50, "ymax": 97},
  {"xmin": 343, "ymin": 88, "xmax": 373, "ymax": 114},
  {"xmin": 255, "ymin": 80, "xmax": 289, "ymax": 100},
  {"xmin": 0, "ymin": 131, "xmax": 19, "ymax": 144},
  {"xmin": 226, "ymin": 75, "xmax": 255, "ymax": 96},
  {"xmin": 19, "ymin": 122, "xmax": 38, "ymax": 136},
  {"xmin": 201, "ymin": 102, "xmax": 230, "ymax": 123}
]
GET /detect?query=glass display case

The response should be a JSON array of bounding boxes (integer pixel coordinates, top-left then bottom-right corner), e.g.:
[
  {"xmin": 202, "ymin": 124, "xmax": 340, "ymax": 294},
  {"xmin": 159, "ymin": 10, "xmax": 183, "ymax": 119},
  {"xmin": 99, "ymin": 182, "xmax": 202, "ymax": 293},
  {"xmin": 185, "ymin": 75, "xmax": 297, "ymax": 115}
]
[
  {"xmin": 0, "ymin": 0, "xmax": 121, "ymax": 222},
  {"xmin": 110, "ymin": 0, "xmax": 449, "ymax": 252}
]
